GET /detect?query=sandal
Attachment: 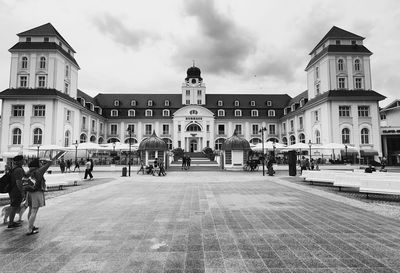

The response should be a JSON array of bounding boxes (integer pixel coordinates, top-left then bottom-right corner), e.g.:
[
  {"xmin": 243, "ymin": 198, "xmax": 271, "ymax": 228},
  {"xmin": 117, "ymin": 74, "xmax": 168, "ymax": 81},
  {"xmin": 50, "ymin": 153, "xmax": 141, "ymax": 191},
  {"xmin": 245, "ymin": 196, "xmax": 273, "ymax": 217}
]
[{"xmin": 27, "ymin": 229, "xmax": 39, "ymax": 235}]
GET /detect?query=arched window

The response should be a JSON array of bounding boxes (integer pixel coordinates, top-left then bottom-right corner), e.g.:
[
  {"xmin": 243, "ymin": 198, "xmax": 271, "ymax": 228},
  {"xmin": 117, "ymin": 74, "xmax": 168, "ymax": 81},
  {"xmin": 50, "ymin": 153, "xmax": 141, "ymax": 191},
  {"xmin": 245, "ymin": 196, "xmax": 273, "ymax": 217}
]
[
  {"xmin": 130, "ymin": 100, "xmax": 137, "ymax": 106},
  {"xmin": 234, "ymin": 110, "xmax": 242, "ymax": 117},
  {"xmin": 33, "ymin": 128, "xmax": 43, "ymax": 145},
  {"xmin": 217, "ymin": 100, "xmax": 223, "ymax": 106},
  {"xmin": 250, "ymin": 138, "xmax": 261, "ymax": 145},
  {"xmin": 145, "ymin": 109, "xmax": 153, "ymax": 117},
  {"xmin": 298, "ymin": 133, "xmax": 305, "ymax": 143},
  {"xmin": 250, "ymin": 101, "xmax": 256, "ymax": 106},
  {"xmin": 147, "ymin": 100, "xmax": 153, "ymax": 106},
  {"xmin": 361, "ymin": 128, "xmax": 369, "ymax": 144},
  {"xmin": 187, "ymin": 124, "xmax": 201, "ymax": 132},
  {"xmin": 215, "ymin": 138, "xmax": 225, "ymax": 150},
  {"xmin": 162, "ymin": 109, "xmax": 170, "ymax": 117},
  {"xmin": 234, "ymin": 100, "xmax": 240, "ymax": 106},
  {"xmin": 21, "ymin": 57, "xmax": 28, "ymax": 69},
  {"xmin": 80, "ymin": 133, "xmax": 87, "ymax": 143},
  {"xmin": 64, "ymin": 130, "xmax": 70, "ymax": 147},
  {"xmin": 162, "ymin": 138, "xmax": 173, "ymax": 150},
  {"xmin": 268, "ymin": 110, "xmax": 275, "ymax": 117},
  {"xmin": 354, "ymin": 59, "xmax": 361, "ymax": 71},
  {"xmin": 289, "ymin": 135, "xmax": 296, "ymax": 145},
  {"xmin": 39, "ymin": 57, "xmax": 46, "ymax": 69},
  {"xmin": 342, "ymin": 128, "xmax": 350, "ymax": 144},
  {"xmin": 111, "ymin": 110, "xmax": 118, "ymax": 117},
  {"xmin": 125, "ymin": 138, "xmax": 138, "ymax": 144},
  {"xmin": 282, "ymin": 137, "xmax": 288, "ymax": 146},
  {"xmin": 98, "ymin": 137, "xmax": 104, "ymax": 144},
  {"xmin": 251, "ymin": 110, "xmax": 259, "ymax": 117},
  {"xmin": 338, "ymin": 59, "xmax": 344, "ymax": 71},
  {"xmin": 217, "ymin": 109, "xmax": 225, "ymax": 117},
  {"xmin": 128, "ymin": 109, "xmax": 135, "ymax": 117},
  {"xmin": 90, "ymin": 136, "xmax": 96, "ymax": 143},
  {"xmin": 164, "ymin": 100, "xmax": 170, "ymax": 106},
  {"xmin": 189, "ymin": 110, "xmax": 198, "ymax": 115},
  {"xmin": 315, "ymin": 130, "xmax": 321, "ymax": 144},
  {"xmin": 113, "ymin": 100, "xmax": 120, "ymax": 106},
  {"xmin": 12, "ymin": 128, "xmax": 22, "ymax": 144}
]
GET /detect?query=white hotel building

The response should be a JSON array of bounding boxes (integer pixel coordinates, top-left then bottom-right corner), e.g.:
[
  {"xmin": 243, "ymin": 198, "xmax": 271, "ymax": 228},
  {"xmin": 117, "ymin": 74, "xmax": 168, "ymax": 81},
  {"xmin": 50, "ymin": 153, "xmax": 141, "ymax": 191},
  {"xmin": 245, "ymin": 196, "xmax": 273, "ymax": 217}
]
[{"xmin": 0, "ymin": 23, "xmax": 385, "ymax": 162}]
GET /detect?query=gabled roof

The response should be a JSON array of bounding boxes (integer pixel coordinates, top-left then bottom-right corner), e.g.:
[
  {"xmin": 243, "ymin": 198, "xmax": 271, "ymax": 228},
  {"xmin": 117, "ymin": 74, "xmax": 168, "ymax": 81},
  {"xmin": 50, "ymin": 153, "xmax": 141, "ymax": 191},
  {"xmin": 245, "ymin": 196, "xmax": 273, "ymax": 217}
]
[
  {"xmin": 9, "ymin": 42, "xmax": 80, "ymax": 68},
  {"xmin": 287, "ymin": 90, "xmax": 308, "ymax": 106},
  {"xmin": 381, "ymin": 100, "xmax": 400, "ymax": 112},
  {"xmin": 18, "ymin": 23, "xmax": 76, "ymax": 53},
  {"xmin": 310, "ymin": 26, "xmax": 364, "ymax": 55}
]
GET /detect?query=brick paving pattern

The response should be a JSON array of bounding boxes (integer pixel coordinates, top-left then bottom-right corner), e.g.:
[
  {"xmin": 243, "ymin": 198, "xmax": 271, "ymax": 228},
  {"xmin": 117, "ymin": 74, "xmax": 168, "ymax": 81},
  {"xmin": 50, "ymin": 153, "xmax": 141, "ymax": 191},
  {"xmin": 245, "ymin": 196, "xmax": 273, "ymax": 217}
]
[{"xmin": 1, "ymin": 172, "xmax": 400, "ymax": 273}]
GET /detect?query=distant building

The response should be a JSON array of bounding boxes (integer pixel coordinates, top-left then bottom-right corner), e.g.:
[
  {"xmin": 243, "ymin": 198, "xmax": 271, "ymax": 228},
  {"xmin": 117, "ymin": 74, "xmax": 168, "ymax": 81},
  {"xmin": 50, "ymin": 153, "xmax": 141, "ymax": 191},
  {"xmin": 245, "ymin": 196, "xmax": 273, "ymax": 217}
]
[
  {"xmin": 0, "ymin": 23, "xmax": 385, "ymax": 163},
  {"xmin": 380, "ymin": 100, "xmax": 400, "ymax": 165}
]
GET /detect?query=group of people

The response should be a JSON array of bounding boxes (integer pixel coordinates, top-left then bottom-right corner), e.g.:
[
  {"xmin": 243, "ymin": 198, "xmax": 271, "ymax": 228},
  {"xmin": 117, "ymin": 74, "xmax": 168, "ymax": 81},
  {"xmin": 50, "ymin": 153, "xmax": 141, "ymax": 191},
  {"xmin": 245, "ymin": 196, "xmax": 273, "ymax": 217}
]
[
  {"xmin": 181, "ymin": 155, "xmax": 191, "ymax": 170},
  {"xmin": 59, "ymin": 159, "xmax": 73, "ymax": 173},
  {"xmin": 300, "ymin": 156, "xmax": 319, "ymax": 174},
  {"xmin": 5, "ymin": 154, "xmax": 60, "ymax": 235}
]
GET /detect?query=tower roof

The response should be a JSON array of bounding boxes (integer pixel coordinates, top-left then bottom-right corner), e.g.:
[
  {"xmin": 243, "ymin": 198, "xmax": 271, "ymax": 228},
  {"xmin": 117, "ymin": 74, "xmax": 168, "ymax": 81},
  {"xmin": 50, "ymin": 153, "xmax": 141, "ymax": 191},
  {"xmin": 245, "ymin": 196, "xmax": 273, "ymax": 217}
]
[
  {"xmin": 310, "ymin": 26, "xmax": 364, "ymax": 55},
  {"xmin": 185, "ymin": 65, "xmax": 203, "ymax": 81},
  {"xmin": 17, "ymin": 23, "xmax": 76, "ymax": 53}
]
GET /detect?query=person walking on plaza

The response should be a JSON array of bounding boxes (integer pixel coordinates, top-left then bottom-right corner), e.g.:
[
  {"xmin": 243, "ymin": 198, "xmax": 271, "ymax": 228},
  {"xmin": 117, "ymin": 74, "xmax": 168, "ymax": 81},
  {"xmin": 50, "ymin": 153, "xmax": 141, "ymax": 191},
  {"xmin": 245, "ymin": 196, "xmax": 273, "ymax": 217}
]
[
  {"xmin": 66, "ymin": 159, "xmax": 72, "ymax": 172},
  {"xmin": 300, "ymin": 156, "xmax": 307, "ymax": 174},
  {"xmin": 187, "ymin": 156, "xmax": 191, "ymax": 170},
  {"xmin": 181, "ymin": 155, "xmax": 187, "ymax": 170},
  {"xmin": 7, "ymin": 155, "xmax": 25, "ymax": 228},
  {"xmin": 84, "ymin": 158, "xmax": 93, "ymax": 180},
  {"xmin": 73, "ymin": 160, "xmax": 80, "ymax": 172},
  {"xmin": 59, "ymin": 158, "xmax": 66, "ymax": 173}
]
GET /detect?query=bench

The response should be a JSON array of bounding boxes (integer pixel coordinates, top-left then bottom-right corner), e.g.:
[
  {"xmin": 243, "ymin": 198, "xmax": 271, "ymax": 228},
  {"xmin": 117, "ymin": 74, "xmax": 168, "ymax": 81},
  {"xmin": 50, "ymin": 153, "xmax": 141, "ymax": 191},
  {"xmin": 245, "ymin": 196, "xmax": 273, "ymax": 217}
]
[
  {"xmin": 359, "ymin": 177, "xmax": 400, "ymax": 198},
  {"xmin": 300, "ymin": 170, "xmax": 347, "ymax": 185},
  {"xmin": 45, "ymin": 173, "xmax": 81, "ymax": 191},
  {"xmin": 333, "ymin": 173, "xmax": 364, "ymax": 191}
]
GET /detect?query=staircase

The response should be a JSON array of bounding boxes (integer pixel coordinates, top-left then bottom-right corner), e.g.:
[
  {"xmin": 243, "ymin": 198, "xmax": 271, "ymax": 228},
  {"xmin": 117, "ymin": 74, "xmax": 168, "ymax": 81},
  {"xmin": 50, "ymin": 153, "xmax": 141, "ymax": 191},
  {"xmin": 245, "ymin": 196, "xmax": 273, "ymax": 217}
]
[{"xmin": 168, "ymin": 154, "xmax": 221, "ymax": 171}]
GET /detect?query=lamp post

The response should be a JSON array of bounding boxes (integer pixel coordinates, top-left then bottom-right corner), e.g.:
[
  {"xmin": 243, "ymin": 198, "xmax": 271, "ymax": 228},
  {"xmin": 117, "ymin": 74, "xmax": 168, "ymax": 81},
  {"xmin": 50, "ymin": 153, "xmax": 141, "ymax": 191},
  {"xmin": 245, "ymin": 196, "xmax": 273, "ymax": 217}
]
[
  {"xmin": 127, "ymin": 127, "xmax": 132, "ymax": 176},
  {"xmin": 308, "ymin": 140, "xmax": 312, "ymax": 161},
  {"xmin": 112, "ymin": 141, "xmax": 116, "ymax": 164},
  {"xmin": 74, "ymin": 140, "xmax": 78, "ymax": 164},
  {"xmin": 259, "ymin": 127, "xmax": 267, "ymax": 176},
  {"xmin": 37, "ymin": 145, "xmax": 40, "ymax": 158},
  {"xmin": 272, "ymin": 140, "xmax": 276, "ymax": 162},
  {"xmin": 345, "ymin": 144, "xmax": 348, "ymax": 163}
]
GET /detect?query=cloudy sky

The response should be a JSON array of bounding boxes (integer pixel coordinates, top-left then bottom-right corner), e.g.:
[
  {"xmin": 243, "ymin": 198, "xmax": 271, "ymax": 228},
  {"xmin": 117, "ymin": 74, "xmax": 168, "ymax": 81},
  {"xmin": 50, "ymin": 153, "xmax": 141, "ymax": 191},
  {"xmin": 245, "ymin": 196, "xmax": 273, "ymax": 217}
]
[{"xmin": 0, "ymin": 0, "xmax": 399, "ymax": 106}]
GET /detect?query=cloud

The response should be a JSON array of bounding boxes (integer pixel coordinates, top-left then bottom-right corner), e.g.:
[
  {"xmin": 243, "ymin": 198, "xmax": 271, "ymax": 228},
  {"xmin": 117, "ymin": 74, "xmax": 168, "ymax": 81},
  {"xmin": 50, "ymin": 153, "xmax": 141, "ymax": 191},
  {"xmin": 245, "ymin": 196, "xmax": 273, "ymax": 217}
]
[
  {"xmin": 92, "ymin": 14, "xmax": 159, "ymax": 50},
  {"xmin": 174, "ymin": 0, "xmax": 255, "ymax": 75}
]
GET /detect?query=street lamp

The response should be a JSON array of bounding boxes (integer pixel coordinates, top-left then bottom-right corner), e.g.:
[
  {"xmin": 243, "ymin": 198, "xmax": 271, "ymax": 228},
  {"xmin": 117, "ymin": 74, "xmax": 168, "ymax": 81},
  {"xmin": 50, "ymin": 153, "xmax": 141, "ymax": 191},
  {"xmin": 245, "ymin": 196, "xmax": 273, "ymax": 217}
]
[
  {"xmin": 74, "ymin": 140, "xmax": 78, "ymax": 164},
  {"xmin": 112, "ymin": 141, "xmax": 116, "ymax": 164},
  {"xmin": 345, "ymin": 144, "xmax": 348, "ymax": 163},
  {"xmin": 259, "ymin": 127, "xmax": 267, "ymax": 176},
  {"xmin": 127, "ymin": 127, "xmax": 132, "ymax": 176},
  {"xmin": 37, "ymin": 144, "xmax": 40, "ymax": 158},
  {"xmin": 272, "ymin": 140, "xmax": 276, "ymax": 162},
  {"xmin": 308, "ymin": 140, "xmax": 312, "ymax": 161}
]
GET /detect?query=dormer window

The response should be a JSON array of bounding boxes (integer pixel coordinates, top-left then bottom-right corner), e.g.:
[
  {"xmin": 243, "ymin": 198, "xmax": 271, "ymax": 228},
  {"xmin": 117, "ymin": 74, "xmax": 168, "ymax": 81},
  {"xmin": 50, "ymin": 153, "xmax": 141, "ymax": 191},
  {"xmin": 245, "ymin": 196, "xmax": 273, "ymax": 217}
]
[
  {"xmin": 26, "ymin": 37, "xmax": 31, "ymax": 42},
  {"xmin": 250, "ymin": 101, "xmax": 256, "ymax": 106},
  {"xmin": 251, "ymin": 110, "xmax": 259, "ymax": 117},
  {"xmin": 147, "ymin": 100, "xmax": 153, "ymax": 107},
  {"xmin": 39, "ymin": 57, "xmax": 46, "ymax": 69},
  {"xmin": 111, "ymin": 110, "xmax": 118, "ymax": 117},
  {"xmin": 44, "ymin": 37, "xmax": 49, "ymax": 42},
  {"xmin": 235, "ymin": 110, "xmax": 242, "ymax": 117},
  {"xmin": 145, "ymin": 109, "xmax": 153, "ymax": 117},
  {"xmin": 131, "ymin": 100, "xmax": 137, "ymax": 106},
  {"xmin": 128, "ymin": 109, "xmax": 135, "ymax": 117},
  {"xmin": 164, "ymin": 100, "xmax": 170, "ymax": 106},
  {"xmin": 266, "ymin": 100, "xmax": 272, "ymax": 107},
  {"xmin": 217, "ymin": 100, "xmax": 223, "ymax": 106},
  {"xmin": 217, "ymin": 109, "xmax": 225, "ymax": 117},
  {"xmin": 336, "ymin": 40, "xmax": 341, "ymax": 45},
  {"xmin": 351, "ymin": 40, "xmax": 356, "ymax": 45},
  {"xmin": 162, "ymin": 109, "xmax": 170, "ymax": 117},
  {"xmin": 268, "ymin": 110, "xmax": 275, "ymax": 117},
  {"xmin": 113, "ymin": 100, "xmax": 120, "ymax": 106},
  {"xmin": 234, "ymin": 100, "xmax": 240, "ymax": 107}
]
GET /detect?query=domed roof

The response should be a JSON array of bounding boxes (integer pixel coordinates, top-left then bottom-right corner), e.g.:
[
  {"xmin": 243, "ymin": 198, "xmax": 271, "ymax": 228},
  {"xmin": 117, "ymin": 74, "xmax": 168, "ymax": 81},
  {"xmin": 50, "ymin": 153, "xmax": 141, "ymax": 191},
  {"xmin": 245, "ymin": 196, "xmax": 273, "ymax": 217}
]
[
  {"xmin": 185, "ymin": 65, "xmax": 203, "ymax": 81},
  {"xmin": 138, "ymin": 131, "xmax": 168, "ymax": 151},
  {"xmin": 222, "ymin": 131, "xmax": 251, "ymax": 150}
]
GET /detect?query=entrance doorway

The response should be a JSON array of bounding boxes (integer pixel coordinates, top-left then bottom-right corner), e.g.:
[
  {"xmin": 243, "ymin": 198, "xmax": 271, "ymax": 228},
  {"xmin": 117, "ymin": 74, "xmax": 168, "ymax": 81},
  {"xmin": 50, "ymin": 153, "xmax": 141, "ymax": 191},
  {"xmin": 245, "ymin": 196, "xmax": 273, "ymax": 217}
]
[{"xmin": 190, "ymin": 140, "xmax": 198, "ymax": 152}]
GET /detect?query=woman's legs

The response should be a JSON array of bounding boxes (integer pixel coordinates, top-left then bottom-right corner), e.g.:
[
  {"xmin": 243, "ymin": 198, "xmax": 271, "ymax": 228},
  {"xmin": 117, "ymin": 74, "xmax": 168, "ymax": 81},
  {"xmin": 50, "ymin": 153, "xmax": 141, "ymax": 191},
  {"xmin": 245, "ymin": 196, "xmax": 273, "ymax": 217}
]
[{"xmin": 28, "ymin": 207, "xmax": 39, "ymax": 232}]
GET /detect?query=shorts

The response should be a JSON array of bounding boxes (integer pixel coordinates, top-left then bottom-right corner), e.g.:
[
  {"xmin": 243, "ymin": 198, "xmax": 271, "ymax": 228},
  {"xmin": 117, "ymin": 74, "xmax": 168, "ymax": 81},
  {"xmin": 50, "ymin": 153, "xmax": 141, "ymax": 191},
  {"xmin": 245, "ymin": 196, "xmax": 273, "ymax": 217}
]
[{"xmin": 27, "ymin": 191, "xmax": 45, "ymax": 208}]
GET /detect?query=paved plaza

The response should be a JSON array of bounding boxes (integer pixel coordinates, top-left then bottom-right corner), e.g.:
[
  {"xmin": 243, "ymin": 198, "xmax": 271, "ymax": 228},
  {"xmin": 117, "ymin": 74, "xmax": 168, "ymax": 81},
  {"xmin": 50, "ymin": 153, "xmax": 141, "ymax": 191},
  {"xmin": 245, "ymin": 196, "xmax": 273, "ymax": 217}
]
[{"xmin": 1, "ymin": 171, "xmax": 400, "ymax": 273}]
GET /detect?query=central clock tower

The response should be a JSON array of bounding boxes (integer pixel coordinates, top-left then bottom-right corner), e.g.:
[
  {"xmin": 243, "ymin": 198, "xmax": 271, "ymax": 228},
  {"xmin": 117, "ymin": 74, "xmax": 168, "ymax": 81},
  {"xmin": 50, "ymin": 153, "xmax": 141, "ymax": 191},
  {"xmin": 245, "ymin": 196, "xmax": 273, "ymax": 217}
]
[{"xmin": 181, "ymin": 63, "xmax": 206, "ymax": 105}]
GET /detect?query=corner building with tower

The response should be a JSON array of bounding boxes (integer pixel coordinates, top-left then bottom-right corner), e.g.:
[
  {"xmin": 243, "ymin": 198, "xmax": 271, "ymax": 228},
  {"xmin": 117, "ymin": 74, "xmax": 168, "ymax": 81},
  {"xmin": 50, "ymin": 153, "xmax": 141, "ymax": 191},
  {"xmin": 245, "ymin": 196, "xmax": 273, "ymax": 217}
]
[{"xmin": 0, "ymin": 23, "xmax": 385, "ymax": 162}]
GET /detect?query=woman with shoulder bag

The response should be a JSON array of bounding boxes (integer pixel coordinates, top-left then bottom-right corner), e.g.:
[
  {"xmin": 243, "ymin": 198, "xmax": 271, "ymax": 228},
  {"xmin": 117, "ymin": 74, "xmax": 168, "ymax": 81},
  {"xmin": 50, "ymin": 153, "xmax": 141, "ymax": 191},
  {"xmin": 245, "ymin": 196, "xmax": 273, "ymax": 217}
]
[{"xmin": 25, "ymin": 153, "xmax": 61, "ymax": 235}]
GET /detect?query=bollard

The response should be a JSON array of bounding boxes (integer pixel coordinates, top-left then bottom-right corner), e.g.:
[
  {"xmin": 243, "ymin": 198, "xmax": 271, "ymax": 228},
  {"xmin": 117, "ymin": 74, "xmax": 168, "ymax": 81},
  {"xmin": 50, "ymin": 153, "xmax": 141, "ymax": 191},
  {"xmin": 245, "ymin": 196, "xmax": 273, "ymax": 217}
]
[{"xmin": 122, "ymin": 167, "xmax": 127, "ymax": 177}]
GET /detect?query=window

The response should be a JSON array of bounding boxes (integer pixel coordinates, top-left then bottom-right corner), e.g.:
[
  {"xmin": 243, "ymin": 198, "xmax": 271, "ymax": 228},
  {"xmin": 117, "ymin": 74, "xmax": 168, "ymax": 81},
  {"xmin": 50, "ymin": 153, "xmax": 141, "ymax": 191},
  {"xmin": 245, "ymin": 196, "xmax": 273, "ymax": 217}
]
[
  {"xmin": 355, "ymin": 78, "xmax": 362, "ymax": 89},
  {"xmin": 217, "ymin": 109, "xmax": 225, "ymax": 117},
  {"xmin": 339, "ymin": 106, "xmax": 351, "ymax": 117},
  {"xmin": 215, "ymin": 138, "xmax": 225, "ymax": 150},
  {"xmin": 338, "ymin": 59, "xmax": 344, "ymax": 71},
  {"xmin": 147, "ymin": 100, "xmax": 153, "ymax": 106},
  {"xmin": 351, "ymin": 40, "xmax": 356, "ymax": 45},
  {"xmin": 268, "ymin": 110, "xmax": 275, "ymax": 117},
  {"xmin": 114, "ymin": 100, "xmax": 120, "ymax": 106},
  {"xmin": 164, "ymin": 100, "xmax": 170, "ymax": 106},
  {"xmin": 252, "ymin": 124, "xmax": 259, "ymax": 135},
  {"xmin": 163, "ymin": 138, "xmax": 172, "ymax": 150},
  {"xmin": 178, "ymin": 141, "xmax": 181, "ymax": 148},
  {"xmin": 65, "ymin": 65, "xmax": 69, "ymax": 77},
  {"xmin": 80, "ymin": 134, "xmax": 87, "ymax": 143},
  {"xmin": 206, "ymin": 125, "xmax": 210, "ymax": 132},
  {"xmin": 64, "ymin": 82, "xmax": 69, "ymax": 94},
  {"xmin": 358, "ymin": 106, "xmax": 369, "ymax": 117},
  {"xmin": 338, "ymin": 77, "xmax": 346, "ymax": 89},
  {"xmin": 64, "ymin": 131, "xmax": 70, "ymax": 147},
  {"xmin": 187, "ymin": 124, "xmax": 201, "ymax": 132},
  {"xmin": 163, "ymin": 109, "xmax": 170, "ymax": 117},
  {"xmin": 82, "ymin": 116, "xmax": 87, "ymax": 129},
  {"xmin": 315, "ymin": 66, "xmax": 319, "ymax": 79},
  {"xmin": 354, "ymin": 59, "xmax": 361, "ymax": 71},
  {"xmin": 282, "ymin": 137, "xmax": 288, "ymax": 146},
  {"xmin": 19, "ymin": 76, "xmax": 28, "ymax": 87},
  {"xmin": 26, "ymin": 37, "xmax": 31, "ymax": 42},
  {"xmin": 290, "ymin": 120, "xmax": 294, "ymax": 132},
  {"xmin": 267, "ymin": 100, "xmax": 272, "ymax": 106},
  {"xmin": 33, "ymin": 128, "xmax": 43, "ymax": 144},
  {"xmin": 12, "ymin": 105, "xmax": 25, "ymax": 117},
  {"xmin": 44, "ymin": 37, "xmax": 49, "ymax": 42},
  {"xmin": 251, "ymin": 110, "xmax": 259, "ymax": 117},
  {"xmin": 299, "ymin": 133, "xmax": 305, "ymax": 143},
  {"xmin": 234, "ymin": 110, "xmax": 242, "ymax": 117},
  {"xmin": 186, "ymin": 100, "xmax": 190, "ymax": 105},
  {"xmin": 131, "ymin": 100, "xmax": 137, "ymax": 106},
  {"xmin": 21, "ymin": 57, "xmax": 28, "ymax": 69},
  {"xmin": 110, "ymin": 124, "xmax": 118, "ymax": 135},
  {"xmin": 315, "ymin": 130, "xmax": 321, "ymax": 144},
  {"xmin": 197, "ymin": 99, "xmax": 202, "ymax": 104},
  {"xmin": 197, "ymin": 90, "xmax": 202, "ymax": 96},
  {"xmin": 66, "ymin": 110, "xmax": 71, "ymax": 121},
  {"xmin": 162, "ymin": 124, "xmax": 170, "ymax": 135},
  {"xmin": 380, "ymin": 113, "xmax": 386, "ymax": 120},
  {"xmin": 12, "ymin": 128, "xmax": 22, "ymax": 144},
  {"xmin": 186, "ymin": 90, "xmax": 190, "ymax": 96},
  {"xmin": 342, "ymin": 128, "xmax": 350, "ymax": 144},
  {"xmin": 33, "ymin": 105, "xmax": 45, "ymax": 117},
  {"xmin": 234, "ymin": 100, "xmax": 240, "ymax": 107},
  {"xmin": 361, "ymin": 128, "xmax": 369, "ymax": 144},
  {"xmin": 313, "ymin": 110, "xmax": 319, "ymax": 122},
  {"xmin": 250, "ymin": 101, "xmax": 256, "ymax": 106},
  {"xmin": 290, "ymin": 135, "xmax": 296, "ymax": 145},
  {"xmin": 269, "ymin": 124, "xmax": 276, "ymax": 135},
  {"xmin": 282, "ymin": 123, "xmax": 286, "ymax": 134},
  {"xmin": 91, "ymin": 120, "xmax": 96, "ymax": 132},
  {"xmin": 178, "ymin": 125, "xmax": 181, "ymax": 132},
  {"xmin": 217, "ymin": 100, "xmax": 223, "ymax": 106},
  {"xmin": 100, "ymin": 123, "xmax": 104, "ymax": 134},
  {"xmin": 145, "ymin": 109, "xmax": 153, "ymax": 117},
  {"xmin": 111, "ymin": 110, "xmax": 118, "ymax": 117},
  {"xmin": 145, "ymin": 124, "xmax": 152, "ymax": 135},
  {"xmin": 218, "ymin": 124, "xmax": 225, "ymax": 135},
  {"xmin": 235, "ymin": 124, "xmax": 242, "ymax": 135},
  {"xmin": 189, "ymin": 110, "xmax": 198, "ymax": 115},
  {"xmin": 38, "ymin": 75, "xmax": 46, "ymax": 87},
  {"xmin": 128, "ymin": 109, "xmax": 135, "ymax": 117},
  {"xmin": 39, "ymin": 57, "xmax": 46, "ymax": 69},
  {"xmin": 336, "ymin": 40, "xmax": 341, "ymax": 45},
  {"xmin": 127, "ymin": 124, "xmax": 135, "ymax": 133},
  {"xmin": 299, "ymin": 116, "xmax": 303, "ymax": 129},
  {"xmin": 316, "ymin": 84, "xmax": 320, "ymax": 95}
]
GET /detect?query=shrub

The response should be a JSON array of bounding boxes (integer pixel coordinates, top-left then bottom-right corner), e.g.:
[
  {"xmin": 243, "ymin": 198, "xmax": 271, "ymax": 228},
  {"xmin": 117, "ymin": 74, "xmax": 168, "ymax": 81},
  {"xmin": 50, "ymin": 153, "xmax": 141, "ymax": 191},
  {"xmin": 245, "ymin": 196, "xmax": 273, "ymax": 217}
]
[{"xmin": 172, "ymin": 147, "xmax": 184, "ymax": 159}]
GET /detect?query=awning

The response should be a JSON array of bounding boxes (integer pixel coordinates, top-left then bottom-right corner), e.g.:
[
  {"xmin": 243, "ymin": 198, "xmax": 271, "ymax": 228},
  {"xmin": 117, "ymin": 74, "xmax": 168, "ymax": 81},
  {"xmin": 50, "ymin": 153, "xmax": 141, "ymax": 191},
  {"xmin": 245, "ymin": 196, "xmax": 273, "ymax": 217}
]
[{"xmin": 360, "ymin": 149, "xmax": 379, "ymax": 156}]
